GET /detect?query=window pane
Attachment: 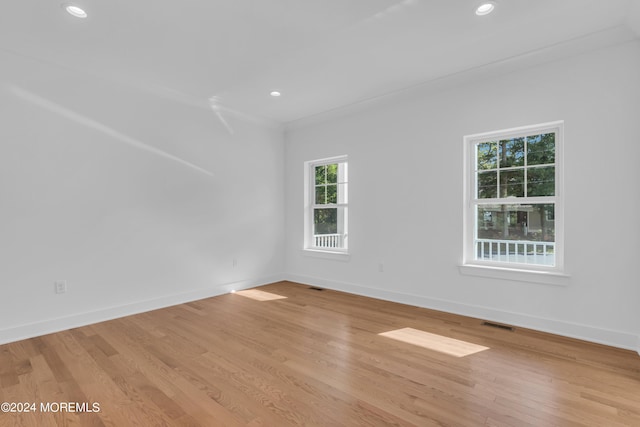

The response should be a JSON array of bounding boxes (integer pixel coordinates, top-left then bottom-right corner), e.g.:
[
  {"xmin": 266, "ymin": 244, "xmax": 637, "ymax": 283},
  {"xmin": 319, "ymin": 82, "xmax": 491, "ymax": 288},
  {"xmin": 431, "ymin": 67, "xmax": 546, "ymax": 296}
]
[
  {"xmin": 500, "ymin": 169, "xmax": 524, "ymax": 198},
  {"xmin": 477, "ymin": 142, "xmax": 497, "ymax": 170},
  {"xmin": 527, "ymin": 166, "xmax": 555, "ymax": 196},
  {"xmin": 527, "ymin": 133, "xmax": 555, "ymax": 165},
  {"xmin": 476, "ymin": 203, "xmax": 555, "ymax": 266},
  {"xmin": 326, "ymin": 184, "xmax": 337, "ymax": 204},
  {"xmin": 326, "ymin": 163, "xmax": 338, "ymax": 183},
  {"xmin": 498, "ymin": 137, "xmax": 525, "ymax": 168},
  {"xmin": 477, "ymin": 171, "xmax": 497, "ymax": 199},
  {"xmin": 315, "ymin": 186, "xmax": 326, "ymax": 204},
  {"xmin": 314, "ymin": 208, "xmax": 337, "ymax": 235},
  {"xmin": 315, "ymin": 165, "xmax": 326, "ymax": 185}
]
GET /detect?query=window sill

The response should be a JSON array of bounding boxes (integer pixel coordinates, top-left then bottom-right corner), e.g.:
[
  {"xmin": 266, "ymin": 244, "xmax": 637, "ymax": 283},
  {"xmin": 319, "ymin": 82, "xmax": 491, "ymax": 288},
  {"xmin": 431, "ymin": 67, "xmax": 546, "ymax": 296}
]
[
  {"xmin": 302, "ymin": 249, "xmax": 351, "ymax": 262},
  {"xmin": 458, "ymin": 263, "xmax": 570, "ymax": 286}
]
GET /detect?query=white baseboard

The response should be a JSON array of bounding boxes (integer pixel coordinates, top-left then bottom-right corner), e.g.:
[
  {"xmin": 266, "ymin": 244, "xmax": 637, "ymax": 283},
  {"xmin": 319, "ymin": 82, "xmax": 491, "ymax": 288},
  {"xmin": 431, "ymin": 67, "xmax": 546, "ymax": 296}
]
[
  {"xmin": 0, "ymin": 275, "xmax": 284, "ymax": 346},
  {"xmin": 3, "ymin": 273, "xmax": 637, "ymax": 355},
  {"xmin": 284, "ymin": 273, "xmax": 639, "ymax": 353}
]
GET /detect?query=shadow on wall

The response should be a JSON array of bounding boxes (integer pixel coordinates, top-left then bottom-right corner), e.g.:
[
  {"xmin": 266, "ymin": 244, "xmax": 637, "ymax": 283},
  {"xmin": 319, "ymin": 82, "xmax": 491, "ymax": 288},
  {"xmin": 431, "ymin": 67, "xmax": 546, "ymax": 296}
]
[{"xmin": 8, "ymin": 85, "xmax": 214, "ymax": 177}]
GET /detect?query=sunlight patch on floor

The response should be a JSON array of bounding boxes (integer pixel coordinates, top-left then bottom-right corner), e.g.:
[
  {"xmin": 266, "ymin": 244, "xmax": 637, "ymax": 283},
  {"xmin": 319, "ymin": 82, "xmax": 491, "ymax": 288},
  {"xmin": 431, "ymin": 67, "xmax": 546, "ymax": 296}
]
[
  {"xmin": 379, "ymin": 327, "xmax": 489, "ymax": 357},
  {"xmin": 234, "ymin": 289, "xmax": 288, "ymax": 301}
]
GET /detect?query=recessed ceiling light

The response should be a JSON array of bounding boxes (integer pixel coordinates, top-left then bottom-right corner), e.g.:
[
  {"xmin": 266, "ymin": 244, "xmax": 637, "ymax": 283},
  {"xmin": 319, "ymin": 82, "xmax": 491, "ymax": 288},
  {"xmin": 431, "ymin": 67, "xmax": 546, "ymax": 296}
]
[
  {"xmin": 270, "ymin": 91, "xmax": 281, "ymax": 97},
  {"xmin": 63, "ymin": 3, "xmax": 88, "ymax": 18},
  {"xmin": 475, "ymin": 2, "xmax": 495, "ymax": 16}
]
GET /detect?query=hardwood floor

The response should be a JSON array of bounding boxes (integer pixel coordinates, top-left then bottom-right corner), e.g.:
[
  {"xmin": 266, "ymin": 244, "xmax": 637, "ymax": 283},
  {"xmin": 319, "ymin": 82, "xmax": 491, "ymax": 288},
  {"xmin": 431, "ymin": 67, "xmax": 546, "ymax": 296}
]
[{"xmin": 1, "ymin": 281, "xmax": 639, "ymax": 426}]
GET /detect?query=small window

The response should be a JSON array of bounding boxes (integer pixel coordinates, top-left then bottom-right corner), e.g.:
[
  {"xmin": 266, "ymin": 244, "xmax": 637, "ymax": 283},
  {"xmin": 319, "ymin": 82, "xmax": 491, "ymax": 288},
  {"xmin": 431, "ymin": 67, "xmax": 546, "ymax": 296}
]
[
  {"xmin": 304, "ymin": 156, "xmax": 348, "ymax": 252},
  {"xmin": 464, "ymin": 122, "xmax": 563, "ymax": 271}
]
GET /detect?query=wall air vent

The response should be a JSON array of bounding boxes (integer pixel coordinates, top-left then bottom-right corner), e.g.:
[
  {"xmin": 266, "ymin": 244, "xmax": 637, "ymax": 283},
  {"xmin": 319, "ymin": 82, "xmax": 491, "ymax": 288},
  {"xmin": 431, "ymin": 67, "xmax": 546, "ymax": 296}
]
[{"xmin": 482, "ymin": 321, "xmax": 515, "ymax": 332}]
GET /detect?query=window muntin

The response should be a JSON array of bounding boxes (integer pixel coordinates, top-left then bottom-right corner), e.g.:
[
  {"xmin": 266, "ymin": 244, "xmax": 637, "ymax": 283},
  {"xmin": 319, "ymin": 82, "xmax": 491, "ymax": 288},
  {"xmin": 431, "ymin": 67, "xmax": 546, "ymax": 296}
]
[
  {"xmin": 465, "ymin": 123, "xmax": 563, "ymax": 270},
  {"xmin": 306, "ymin": 157, "xmax": 348, "ymax": 252}
]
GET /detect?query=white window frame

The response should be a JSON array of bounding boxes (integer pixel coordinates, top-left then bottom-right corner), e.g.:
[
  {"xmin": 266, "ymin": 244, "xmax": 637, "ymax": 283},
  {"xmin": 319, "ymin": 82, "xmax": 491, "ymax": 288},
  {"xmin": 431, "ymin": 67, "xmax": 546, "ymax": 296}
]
[
  {"xmin": 304, "ymin": 156, "xmax": 349, "ymax": 256},
  {"xmin": 462, "ymin": 121, "xmax": 566, "ymax": 283}
]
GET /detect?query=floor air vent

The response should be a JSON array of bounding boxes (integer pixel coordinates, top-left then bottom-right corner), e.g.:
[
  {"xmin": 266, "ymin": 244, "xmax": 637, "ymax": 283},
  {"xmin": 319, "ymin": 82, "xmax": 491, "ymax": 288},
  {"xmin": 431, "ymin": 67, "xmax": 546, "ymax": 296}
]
[
  {"xmin": 309, "ymin": 287, "xmax": 324, "ymax": 291},
  {"xmin": 482, "ymin": 321, "xmax": 515, "ymax": 332}
]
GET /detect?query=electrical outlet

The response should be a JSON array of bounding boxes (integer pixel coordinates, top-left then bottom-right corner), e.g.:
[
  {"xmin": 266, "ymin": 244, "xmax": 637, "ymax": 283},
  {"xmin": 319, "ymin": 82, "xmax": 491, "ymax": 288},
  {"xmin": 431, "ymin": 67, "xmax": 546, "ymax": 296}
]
[
  {"xmin": 378, "ymin": 263, "xmax": 384, "ymax": 273},
  {"xmin": 233, "ymin": 258, "xmax": 238, "ymax": 267},
  {"xmin": 54, "ymin": 280, "xmax": 67, "ymax": 294}
]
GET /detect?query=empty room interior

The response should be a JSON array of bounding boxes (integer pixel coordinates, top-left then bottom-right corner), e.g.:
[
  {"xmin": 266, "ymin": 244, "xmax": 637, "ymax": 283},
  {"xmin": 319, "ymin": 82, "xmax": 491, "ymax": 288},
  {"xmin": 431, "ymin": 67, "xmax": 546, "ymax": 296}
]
[{"xmin": 1, "ymin": 1, "xmax": 640, "ymax": 426}]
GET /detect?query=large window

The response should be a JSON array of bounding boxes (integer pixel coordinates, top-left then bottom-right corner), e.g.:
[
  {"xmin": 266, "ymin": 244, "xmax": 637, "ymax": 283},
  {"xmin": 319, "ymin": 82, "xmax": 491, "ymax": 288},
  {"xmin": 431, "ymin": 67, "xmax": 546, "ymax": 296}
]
[
  {"xmin": 464, "ymin": 122, "xmax": 563, "ymax": 271},
  {"xmin": 305, "ymin": 156, "xmax": 348, "ymax": 252}
]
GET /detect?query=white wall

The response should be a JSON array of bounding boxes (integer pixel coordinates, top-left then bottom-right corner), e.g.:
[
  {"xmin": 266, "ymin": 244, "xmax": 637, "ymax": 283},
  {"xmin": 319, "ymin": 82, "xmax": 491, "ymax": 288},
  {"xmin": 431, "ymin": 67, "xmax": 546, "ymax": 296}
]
[
  {"xmin": 284, "ymin": 41, "xmax": 640, "ymax": 350},
  {"xmin": 0, "ymin": 51, "xmax": 285, "ymax": 344}
]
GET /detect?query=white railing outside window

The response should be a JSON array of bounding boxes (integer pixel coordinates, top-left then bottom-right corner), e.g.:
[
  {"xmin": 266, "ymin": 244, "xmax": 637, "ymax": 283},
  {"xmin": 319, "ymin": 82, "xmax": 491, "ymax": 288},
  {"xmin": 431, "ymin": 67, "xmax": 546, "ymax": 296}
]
[
  {"xmin": 476, "ymin": 238, "xmax": 555, "ymax": 266},
  {"xmin": 314, "ymin": 234, "xmax": 344, "ymax": 249}
]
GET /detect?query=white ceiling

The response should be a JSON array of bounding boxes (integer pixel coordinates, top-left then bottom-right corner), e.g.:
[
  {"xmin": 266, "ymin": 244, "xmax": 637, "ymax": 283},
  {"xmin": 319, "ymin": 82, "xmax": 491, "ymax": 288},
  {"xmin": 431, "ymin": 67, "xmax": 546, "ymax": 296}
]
[{"xmin": 2, "ymin": 0, "xmax": 639, "ymax": 125}]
